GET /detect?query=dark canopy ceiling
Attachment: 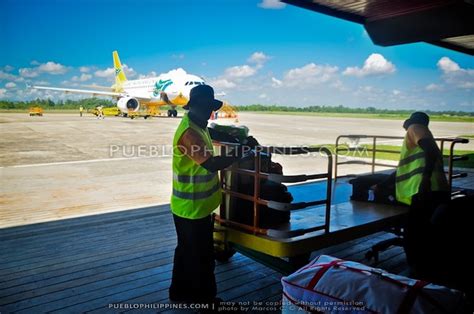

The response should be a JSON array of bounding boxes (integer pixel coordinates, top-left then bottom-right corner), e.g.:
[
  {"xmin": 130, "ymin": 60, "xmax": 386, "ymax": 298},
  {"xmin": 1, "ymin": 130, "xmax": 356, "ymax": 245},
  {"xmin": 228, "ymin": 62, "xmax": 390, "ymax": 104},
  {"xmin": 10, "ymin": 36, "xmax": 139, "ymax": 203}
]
[{"xmin": 282, "ymin": 0, "xmax": 474, "ymax": 55}]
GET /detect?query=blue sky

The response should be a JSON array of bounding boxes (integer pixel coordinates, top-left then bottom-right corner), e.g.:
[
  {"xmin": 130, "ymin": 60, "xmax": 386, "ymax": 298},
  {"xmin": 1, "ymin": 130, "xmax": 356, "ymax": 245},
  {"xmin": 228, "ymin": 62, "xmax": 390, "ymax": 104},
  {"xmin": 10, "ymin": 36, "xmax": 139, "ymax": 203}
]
[{"xmin": 1, "ymin": 0, "xmax": 473, "ymax": 111}]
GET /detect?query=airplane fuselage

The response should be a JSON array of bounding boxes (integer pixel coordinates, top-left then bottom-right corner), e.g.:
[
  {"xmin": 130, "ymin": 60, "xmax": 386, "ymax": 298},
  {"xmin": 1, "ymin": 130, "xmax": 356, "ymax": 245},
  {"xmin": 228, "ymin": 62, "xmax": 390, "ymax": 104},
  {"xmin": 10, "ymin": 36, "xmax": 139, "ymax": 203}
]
[{"xmin": 121, "ymin": 71, "xmax": 205, "ymax": 104}]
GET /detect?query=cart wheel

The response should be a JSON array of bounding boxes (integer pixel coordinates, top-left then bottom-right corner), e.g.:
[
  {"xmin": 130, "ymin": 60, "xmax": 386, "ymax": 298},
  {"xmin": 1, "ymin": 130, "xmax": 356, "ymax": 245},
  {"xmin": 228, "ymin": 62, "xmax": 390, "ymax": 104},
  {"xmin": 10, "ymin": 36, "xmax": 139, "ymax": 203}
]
[
  {"xmin": 289, "ymin": 253, "xmax": 310, "ymax": 269},
  {"xmin": 214, "ymin": 247, "xmax": 236, "ymax": 262},
  {"xmin": 365, "ymin": 249, "xmax": 378, "ymax": 262}
]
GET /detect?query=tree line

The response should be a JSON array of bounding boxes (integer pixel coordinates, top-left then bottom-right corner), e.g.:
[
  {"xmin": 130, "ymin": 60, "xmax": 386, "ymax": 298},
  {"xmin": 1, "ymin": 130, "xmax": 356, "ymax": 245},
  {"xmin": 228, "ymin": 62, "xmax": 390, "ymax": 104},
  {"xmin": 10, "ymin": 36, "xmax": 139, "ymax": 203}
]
[
  {"xmin": 0, "ymin": 98, "xmax": 115, "ymax": 110},
  {"xmin": 236, "ymin": 104, "xmax": 473, "ymax": 116},
  {"xmin": 1, "ymin": 99, "xmax": 472, "ymax": 116}
]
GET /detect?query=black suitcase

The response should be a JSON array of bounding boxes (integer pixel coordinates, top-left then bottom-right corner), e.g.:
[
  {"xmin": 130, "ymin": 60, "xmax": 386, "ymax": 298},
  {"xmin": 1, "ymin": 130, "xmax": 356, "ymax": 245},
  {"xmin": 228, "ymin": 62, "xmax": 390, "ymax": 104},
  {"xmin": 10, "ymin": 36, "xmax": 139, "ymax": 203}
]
[
  {"xmin": 223, "ymin": 152, "xmax": 292, "ymax": 228},
  {"xmin": 349, "ymin": 173, "xmax": 398, "ymax": 205}
]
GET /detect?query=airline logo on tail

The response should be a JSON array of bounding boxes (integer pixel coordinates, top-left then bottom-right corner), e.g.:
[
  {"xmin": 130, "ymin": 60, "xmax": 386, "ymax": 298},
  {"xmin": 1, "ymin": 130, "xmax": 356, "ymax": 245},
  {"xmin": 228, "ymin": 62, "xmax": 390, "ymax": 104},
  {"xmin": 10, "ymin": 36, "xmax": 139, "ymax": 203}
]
[{"xmin": 113, "ymin": 51, "xmax": 127, "ymax": 85}]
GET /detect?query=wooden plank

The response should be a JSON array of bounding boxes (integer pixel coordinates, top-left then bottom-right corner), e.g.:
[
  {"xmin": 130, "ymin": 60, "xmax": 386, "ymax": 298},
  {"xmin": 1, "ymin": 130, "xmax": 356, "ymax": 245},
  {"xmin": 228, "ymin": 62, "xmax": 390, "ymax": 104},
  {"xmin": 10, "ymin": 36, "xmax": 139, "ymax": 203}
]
[
  {"xmin": 0, "ymin": 232, "xmax": 176, "ymax": 281},
  {"xmin": 0, "ymin": 239, "xmax": 176, "ymax": 289},
  {"xmin": 0, "ymin": 193, "xmax": 416, "ymax": 314},
  {"xmin": 93, "ymin": 258, "xmax": 274, "ymax": 314},
  {"xmin": 0, "ymin": 228, "xmax": 176, "ymax": 275},
  {"xmin": 16, "ymin": 255, "xmax": 262, "ymax": 313},
  {"xmin": 1, "ymin": 258, "xmax": 174, "ymax": 309},
  {"xmin": 0, "ymin": 212, "xmax": 173, "ymax": 253},
  {"xmin": 0, "ymin": 204, "xmax": 170, "ymax": 241},
  {"xmin": 0, "ymin": 221, "xmax": 176, "ymax": 272}
]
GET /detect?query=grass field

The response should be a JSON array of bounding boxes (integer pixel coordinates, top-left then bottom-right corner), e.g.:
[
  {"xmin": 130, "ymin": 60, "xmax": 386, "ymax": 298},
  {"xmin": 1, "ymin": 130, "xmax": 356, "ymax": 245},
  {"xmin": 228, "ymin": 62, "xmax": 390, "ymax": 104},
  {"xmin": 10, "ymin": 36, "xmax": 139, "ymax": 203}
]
[
  {"xmin": 314, "ymin": 143, "xmax": 474, "ymax": 168},
  {"xmin": 251, "ymin": 111, "xmax": 474, "ymax": 122}
]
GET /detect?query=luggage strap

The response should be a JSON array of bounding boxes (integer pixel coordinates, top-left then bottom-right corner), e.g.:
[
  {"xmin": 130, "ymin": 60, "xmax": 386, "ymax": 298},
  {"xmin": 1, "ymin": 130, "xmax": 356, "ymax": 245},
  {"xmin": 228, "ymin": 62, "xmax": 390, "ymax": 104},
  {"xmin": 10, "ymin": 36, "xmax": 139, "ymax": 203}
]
[
  {"xmin": 397, "ymin": 280, "xmax": 429, "ymax": 314},
  {"xmin": 306, "ymin": 260, "xmax": 342, "ymax": 289},
  {"xmin": 306, "ymin": 260, "xmax": 430, "ymax": 314}
]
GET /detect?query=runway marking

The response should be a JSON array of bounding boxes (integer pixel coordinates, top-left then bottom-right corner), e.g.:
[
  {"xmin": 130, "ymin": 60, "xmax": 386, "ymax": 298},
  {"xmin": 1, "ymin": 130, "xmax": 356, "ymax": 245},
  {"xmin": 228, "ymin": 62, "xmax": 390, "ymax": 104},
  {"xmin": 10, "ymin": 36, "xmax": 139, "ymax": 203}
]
[{"xmin": 0, "ymin": 155, "xmax": 167, "ymax": 169}]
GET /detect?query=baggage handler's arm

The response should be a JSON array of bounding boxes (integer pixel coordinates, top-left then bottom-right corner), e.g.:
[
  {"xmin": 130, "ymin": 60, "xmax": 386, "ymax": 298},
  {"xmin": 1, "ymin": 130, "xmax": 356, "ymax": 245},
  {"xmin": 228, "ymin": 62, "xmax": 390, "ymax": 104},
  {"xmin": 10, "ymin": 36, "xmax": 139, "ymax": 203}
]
[{"xmin": 177, "ymin": 128, "xmax": 244, "ymax": 172}]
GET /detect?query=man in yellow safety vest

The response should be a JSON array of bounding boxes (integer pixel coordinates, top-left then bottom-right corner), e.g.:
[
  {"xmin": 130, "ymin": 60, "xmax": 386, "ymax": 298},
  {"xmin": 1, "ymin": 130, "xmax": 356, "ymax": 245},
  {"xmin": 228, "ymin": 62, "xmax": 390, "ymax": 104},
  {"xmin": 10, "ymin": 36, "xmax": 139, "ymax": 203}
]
[
  {"xmin": 169, "ymin": 85, "xmax": 256, "ymax": 305},
  {"xmin": 396, "ymin": 112, "xmax": 450, "ymax": 273}
]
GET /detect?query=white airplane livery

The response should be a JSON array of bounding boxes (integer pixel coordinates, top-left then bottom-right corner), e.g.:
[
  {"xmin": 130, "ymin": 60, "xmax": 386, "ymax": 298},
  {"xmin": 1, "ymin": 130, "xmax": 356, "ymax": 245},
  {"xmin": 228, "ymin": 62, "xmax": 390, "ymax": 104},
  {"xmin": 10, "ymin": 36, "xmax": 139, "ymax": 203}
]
[{"xmin": 33, "ymin": 51, "xmax": 209, "ymax": 117}]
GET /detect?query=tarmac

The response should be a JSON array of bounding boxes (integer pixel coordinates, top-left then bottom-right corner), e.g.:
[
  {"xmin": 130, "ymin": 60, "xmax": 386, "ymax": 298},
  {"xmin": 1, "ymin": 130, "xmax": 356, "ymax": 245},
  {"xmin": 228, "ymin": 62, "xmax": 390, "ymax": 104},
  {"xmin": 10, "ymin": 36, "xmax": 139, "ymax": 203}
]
[{"xmin": 1, "ymin": 112, "xmax": 472, "ymax": 228}]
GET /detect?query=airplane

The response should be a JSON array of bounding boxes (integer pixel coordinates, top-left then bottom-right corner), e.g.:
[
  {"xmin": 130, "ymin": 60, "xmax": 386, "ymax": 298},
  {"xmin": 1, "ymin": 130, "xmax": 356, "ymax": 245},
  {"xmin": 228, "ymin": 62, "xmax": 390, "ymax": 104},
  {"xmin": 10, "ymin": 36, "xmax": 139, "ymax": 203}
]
[{"xmin": 32, "ymin": 51, "xmax": 211, "ymax": 117}]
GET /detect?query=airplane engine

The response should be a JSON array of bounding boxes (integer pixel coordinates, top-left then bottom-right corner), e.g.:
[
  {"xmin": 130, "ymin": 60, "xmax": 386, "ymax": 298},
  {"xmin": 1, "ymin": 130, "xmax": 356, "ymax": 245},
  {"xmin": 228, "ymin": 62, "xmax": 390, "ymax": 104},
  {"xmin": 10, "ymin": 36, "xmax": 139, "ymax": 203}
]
[{"xmin": 117, "ymin": 97, "xmax": 140, "ymax": 113}]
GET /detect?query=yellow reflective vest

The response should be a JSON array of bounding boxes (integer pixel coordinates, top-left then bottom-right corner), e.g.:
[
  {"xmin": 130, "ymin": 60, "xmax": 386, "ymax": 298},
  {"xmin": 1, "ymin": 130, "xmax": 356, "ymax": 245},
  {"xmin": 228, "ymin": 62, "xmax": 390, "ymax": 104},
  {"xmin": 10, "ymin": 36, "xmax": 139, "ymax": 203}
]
[
  {"xmin": 395, "ymin": 136, "xmax": 448, "ymax": 205},
  {"xmin": 171, "ymin": 114, "xmax": 222, "ymax": 219}
]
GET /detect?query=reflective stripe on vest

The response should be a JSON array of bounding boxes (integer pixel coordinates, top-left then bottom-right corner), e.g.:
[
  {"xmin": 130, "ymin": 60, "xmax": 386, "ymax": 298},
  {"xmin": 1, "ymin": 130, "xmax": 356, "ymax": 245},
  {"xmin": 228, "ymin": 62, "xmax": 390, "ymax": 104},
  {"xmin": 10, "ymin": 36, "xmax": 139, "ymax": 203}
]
[
  {"xmin": 173, "ymin": 182, "xmax": 220, "ymax": 200},
  {"xmin": 395, "ymin": 136, "xmax": 448, "ymax": 205},
  {"xmin": 170, "ymin": 114, "xmax": 222, "ymax": 219},
  {"xmin": 173, "ymin": 172, "xmax": 217, "ymax": 184}
]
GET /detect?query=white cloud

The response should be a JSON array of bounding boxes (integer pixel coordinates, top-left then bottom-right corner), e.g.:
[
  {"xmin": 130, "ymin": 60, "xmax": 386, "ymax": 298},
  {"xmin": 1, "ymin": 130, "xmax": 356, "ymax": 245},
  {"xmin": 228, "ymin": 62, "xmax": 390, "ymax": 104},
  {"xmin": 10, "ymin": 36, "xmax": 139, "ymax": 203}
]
[
  {"xmin": 94, "ymin": 67, "xmax": 115, "ymax": 78},
  {"xmin": 437, "ymin": 57, "xmax": 460, "ymax": 73},
  {"xmin": 282, "ymin": 63, "xmax": 338, "ymax": 87},
  {"xmin": 248, "ymin": 52, "xmax": 269, "ymax": 65},
  {"xmin": 19, "ymin": 61, "xmax": 68, "ymax": 78},
  {"xmin": 165, "ymin": 68, "xmax": 187, "ymax": 78},
  {"xmin": 392, "ymin": 89, "xmax": 401, "ymax": 96},
  {"xmin": 5, "ymin": 82, "xmax": 16, "ymax": 89},
  {"xmin": 209, "ymin": 79, "xmax": 236, "ymax": 89},
  {"xmin": 437, "ymin": 57, "xmax": 474, "ymax": 89},
  {"xmin": 79, "ymin": 66, "xmax": 91, "ymax": 73},
  {"xmin": 61, "ymin": 80, "xmax": 79, "ymax": 87},
  {"xmin": 259, "ymin": 93, "xmax": 267, "ymax": 99},
  {"xmin": 343, "ymin": 53, "xmax": 396, "ymax": 77},
  {"xmin": 138, "ymin": 71, "xmax": 158, "ymax": 79},
  {"xmin": 3, "ymin": 65, "xmax": 14, "ymax": 72},
  {"xmin": 0, "ymin": 88, "xmax": 7, "ymax": 98},
  {"xmin": 0, "ymin": 70, "xmax": 17, "ymax": 81},
  {"xmin": 225, "ymin": 65, "xmax": 256, "ymax": 78},
  {"xmin": 37, "ymin": 62, "xmax": 68, "ymax": 74},
  {"xmin": 19, "ymin": 68, "xmax": 39, "ymax": 78},
  {"xmin": 71, "ymin": 74, "xmax": 92, "ymax": 82},
  {"xmin": 271, "ymin": 77, "xmax": 282, "ymax": 87},
  {"xmin": 258, "ymin": 0, "xmax": 286, "ymax": 9},
  {"xmin": 30, "ymin": 60, "xmax": 40, "ymax": 66},
  {"xmin": 425, "ymin": 83, "xmax": 442, "ymax": 91},
  {"xmin": 94, "ymin": 64, "xmax": 136, "ymax": 80}
]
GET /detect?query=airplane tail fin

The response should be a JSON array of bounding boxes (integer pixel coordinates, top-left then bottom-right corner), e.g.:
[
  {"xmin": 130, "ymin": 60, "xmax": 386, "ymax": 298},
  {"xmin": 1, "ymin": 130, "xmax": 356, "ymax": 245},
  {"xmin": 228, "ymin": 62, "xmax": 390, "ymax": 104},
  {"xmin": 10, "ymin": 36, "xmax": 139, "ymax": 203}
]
[{"xmin": 113, "ymin": 51, "xmax": 127, "ymax": 86}]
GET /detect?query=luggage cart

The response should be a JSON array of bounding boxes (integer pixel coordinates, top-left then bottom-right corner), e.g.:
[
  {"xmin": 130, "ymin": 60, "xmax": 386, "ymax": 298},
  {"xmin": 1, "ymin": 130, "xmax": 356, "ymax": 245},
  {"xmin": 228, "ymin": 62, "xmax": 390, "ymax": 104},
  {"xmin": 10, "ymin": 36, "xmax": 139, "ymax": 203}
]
[
  {"xmin": 213, "ymin": 145, "xmax": 408, "ymax": 274},
  {"xmin": 334, "ymin": 135, "xmax": 470, "ymax": 262},
  {"xmin": 334, "ymin": 135, "xmax": 470, "ymax": 192}
]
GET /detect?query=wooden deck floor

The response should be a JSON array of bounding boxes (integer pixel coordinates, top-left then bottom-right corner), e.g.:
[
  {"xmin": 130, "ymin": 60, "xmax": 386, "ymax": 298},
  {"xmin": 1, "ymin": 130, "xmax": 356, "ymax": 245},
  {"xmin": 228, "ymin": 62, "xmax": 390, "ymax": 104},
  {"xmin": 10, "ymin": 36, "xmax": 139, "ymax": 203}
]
[{"xmin": 0, "ymin": 204, "xmax": 408, "ymax": 314}]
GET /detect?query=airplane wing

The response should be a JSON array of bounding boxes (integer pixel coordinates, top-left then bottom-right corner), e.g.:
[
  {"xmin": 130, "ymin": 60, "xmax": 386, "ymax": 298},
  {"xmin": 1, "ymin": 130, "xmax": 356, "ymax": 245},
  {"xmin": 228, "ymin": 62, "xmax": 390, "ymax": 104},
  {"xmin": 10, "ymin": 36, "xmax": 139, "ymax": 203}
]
[{"xmin": 32, "ymin": 85, "xmax": 123, "ymax": 97}]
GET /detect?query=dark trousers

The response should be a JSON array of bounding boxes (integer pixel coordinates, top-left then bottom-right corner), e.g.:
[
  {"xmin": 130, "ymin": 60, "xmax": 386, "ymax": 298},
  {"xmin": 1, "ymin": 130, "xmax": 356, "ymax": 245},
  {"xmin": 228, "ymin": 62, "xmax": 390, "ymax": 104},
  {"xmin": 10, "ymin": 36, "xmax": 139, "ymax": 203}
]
[
  {"xmin": 404, "ymin": 191, "xmax": 450, "ymax": 274},
  {"xmin": 169, "ymin": 214, "xmax": 216, "ymax": 302}
]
